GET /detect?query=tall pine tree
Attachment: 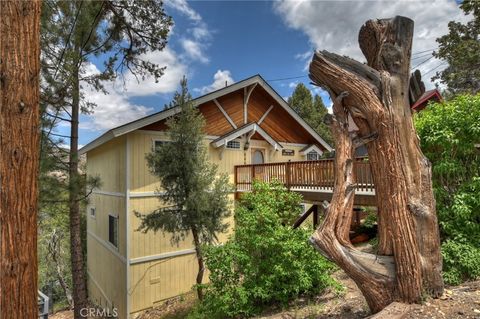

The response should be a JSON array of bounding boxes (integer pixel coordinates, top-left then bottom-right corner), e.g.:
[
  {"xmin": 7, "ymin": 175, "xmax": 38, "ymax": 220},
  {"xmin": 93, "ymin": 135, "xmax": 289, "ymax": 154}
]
[
  {"xmin": 136, "ymin": 78, "xmax": 232, "ymax": 300},
  {"xmin": 288, "ymin": 83, "xmax": 333, "ymax": 146},
  {"xmin": 40, "ymin": 1, "xmax": 172, "ymax": 316}
]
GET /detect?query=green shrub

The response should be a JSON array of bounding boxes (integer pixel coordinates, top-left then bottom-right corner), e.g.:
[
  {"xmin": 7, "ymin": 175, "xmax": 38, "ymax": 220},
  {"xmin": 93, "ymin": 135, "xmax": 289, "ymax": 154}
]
[
  {"xmin": 415, "ymin": 94, "xmax": 480, "ymax": 284},
  {"xmin": 195, "ymin": 181, "xmax": 338, "ymax": 318},
  {"xmin": 441, "ymin": 239, "xmax": 480, "ymax": 285}
]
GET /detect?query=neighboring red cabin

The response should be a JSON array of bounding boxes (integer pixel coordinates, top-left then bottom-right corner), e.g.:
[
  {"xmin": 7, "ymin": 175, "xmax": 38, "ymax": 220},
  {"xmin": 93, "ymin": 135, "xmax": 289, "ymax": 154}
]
[{"xmin": 411, "ymin": 89, "xmax": 443, "ymax": 111}]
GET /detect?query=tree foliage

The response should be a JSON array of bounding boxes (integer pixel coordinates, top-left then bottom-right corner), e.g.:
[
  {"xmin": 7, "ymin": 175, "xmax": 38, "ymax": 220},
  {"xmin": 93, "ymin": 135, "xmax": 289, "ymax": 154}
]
[
  {"xmin": 136, "ymin": 78, "xmax": 232, "ymax": 298},
  {"xmin": 195, "ymin": 181, "xmax": 338, "ymax": 318},
  {"xmin": 288, "ymin": 83, "xmax": 333, "ymax": 146},
  {"xmin": 415, "ymin": 94, "xmax": 480, "ymax": 284},
  {"xmin": 433, "ymin": 0, "xmax": 480, "ymax": 94},
  {"xmin": 39, "ymin": 0, "xmax": 172, "ymax": 314}
]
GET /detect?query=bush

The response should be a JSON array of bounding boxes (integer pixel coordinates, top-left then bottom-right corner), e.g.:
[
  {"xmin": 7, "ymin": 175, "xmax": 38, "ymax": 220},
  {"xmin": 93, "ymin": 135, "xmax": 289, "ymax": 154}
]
[
  {"xmin": 415, "ymin": 94, "xmax": 480, "ymax": 284},
  {"xmin": 441, "ymin": 239, "xmax": 480, "ymax": 285},
  {"xmin": 195, "ymin": 181, "xmax": 338, "ymax": 318}
]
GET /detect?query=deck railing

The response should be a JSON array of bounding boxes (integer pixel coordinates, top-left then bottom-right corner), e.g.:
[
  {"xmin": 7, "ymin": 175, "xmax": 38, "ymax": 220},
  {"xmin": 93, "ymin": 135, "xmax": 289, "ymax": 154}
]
[{"xmin": 234, "ymin": 157, "xmax": 374, "ymax": 193}]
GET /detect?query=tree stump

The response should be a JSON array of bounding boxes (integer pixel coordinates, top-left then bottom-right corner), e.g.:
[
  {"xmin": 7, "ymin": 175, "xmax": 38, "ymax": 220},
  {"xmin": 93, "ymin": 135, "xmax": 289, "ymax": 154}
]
[{"xmin": 309, "ymin": 16, "xmax": 444, "ymax": 313}]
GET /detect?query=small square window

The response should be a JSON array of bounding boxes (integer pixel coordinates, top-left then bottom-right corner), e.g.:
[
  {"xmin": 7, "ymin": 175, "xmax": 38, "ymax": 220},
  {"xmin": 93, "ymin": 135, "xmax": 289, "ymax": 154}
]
[
  {"xmin": 307, "ymin": 151, "xmax": 320, "ymax": 161},
  {"xmin": 90, "ymin": 207, "xmax": 96, "ymax": 218},
  {"xmin": 226, "ymin": 140, "xmax": 240, "ymax": 149},
  {"xmin": 108, "ymin": 215, "xmax": 119, "ymax": 248}
]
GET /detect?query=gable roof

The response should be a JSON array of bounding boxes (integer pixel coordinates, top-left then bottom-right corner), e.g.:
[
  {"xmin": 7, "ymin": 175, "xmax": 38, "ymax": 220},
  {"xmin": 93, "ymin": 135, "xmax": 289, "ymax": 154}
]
[
  {"xmin": 211, "ymin": 122, "xmax": 282, "ymax": 150},
  {"xmin": 79, "ymin": 74, "xmax": 333, "ymax": 154}
]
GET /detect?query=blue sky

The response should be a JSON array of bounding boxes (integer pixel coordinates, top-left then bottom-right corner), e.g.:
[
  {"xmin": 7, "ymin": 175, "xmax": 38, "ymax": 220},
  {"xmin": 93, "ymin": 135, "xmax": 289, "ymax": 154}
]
[{"xmin": 71, "ymin": 0, "xmax": 467, "ymax": 147}]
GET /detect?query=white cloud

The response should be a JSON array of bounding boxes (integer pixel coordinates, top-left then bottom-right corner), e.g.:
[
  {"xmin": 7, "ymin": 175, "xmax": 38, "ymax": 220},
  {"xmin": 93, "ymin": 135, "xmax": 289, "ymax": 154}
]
[
  {"xmin": 165, "ymin": 0, "xmax": 202, "ymax": 22},
  {"xmin": 274, "ymin": 0, "xmax": 468, "ymax": 89},
  {"xmin": 180, "ymin": 39, "xmax": 209, "ymax": 64},
  {"xmin": 289, "ymin": 81, "xmax": 299, "ymax": 88},
  {"xmin": 119, "ymin": 48, "xmax": 187, "ymax": 97},
  {"xmin": 80, "ymin": 63, "xmax": 154, "ymax": 131},
  {"xmin": 166, "ymin": 0, "xmax": 212, "ymax": 65},
  {"xmin": 195, "ymin": 70, "xmax": 235, "ymax": 95}
]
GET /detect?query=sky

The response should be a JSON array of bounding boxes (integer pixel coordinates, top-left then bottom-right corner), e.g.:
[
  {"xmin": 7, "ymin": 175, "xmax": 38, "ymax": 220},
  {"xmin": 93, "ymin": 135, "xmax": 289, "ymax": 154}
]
[{"xmin": 70, "ymin": 0, "xmax": 469, "ymax": 147}]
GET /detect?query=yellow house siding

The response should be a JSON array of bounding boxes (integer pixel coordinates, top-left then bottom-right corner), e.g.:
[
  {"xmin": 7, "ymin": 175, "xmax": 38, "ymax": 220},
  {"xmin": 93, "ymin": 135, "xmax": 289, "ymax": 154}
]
[
  {"xmin": 86, "ymin": 136, "xmax": 128, "ymax": 318},
  {"xmin": 129, "ymin": 253, "xmax": 198, "ymax": 314},
  {"xmin": 87, "ymin": 136, "xmax": 126, "ymax": 193}
]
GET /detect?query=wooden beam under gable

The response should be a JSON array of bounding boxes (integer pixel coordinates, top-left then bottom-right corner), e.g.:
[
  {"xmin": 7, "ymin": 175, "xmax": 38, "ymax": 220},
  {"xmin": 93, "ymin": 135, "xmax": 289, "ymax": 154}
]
[
  {"xmin": 258, "ymin": 105, "xmax": 274, "ymax": 124},
  {"xmin": 244, "ymin": 83, "xmax": 258, "ymax": 124},
  {"xmin": 213, "ymin": 98, "xmax": 237, "ymax": 129}
]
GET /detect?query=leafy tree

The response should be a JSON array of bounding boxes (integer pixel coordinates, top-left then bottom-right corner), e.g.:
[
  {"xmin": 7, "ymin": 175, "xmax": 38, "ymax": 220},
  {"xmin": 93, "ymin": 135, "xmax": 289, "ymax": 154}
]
[
  {"xmin": 40, "ymin": 1, "xmax": 172, "ymax": 316},
  {"xmin": 136, "ymin": 78, "xmax": 232, "ymax": 300},
  {"xmin": 194, "ymin": 181, "xmax": 338, "ymax": 318},
  {"xmin": 415, "ymin": 94, "xmax": 480, "ymax": 284},
  {"xmin": 433, "ymin": 0, "xmax": 480, "ymax": 94},
  {"xmin": 288, "ymin": 83, "xmax": 333, "ymax": 145}
]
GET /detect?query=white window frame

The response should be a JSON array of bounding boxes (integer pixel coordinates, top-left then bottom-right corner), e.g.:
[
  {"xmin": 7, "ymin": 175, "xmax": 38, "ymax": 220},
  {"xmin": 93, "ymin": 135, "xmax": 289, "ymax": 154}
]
[
  {"xmin": 307, "ymin": 151, "xmax": 320, "ymax": 161},
  {"xmin": 226, "ymin": 139, "xmax": 241, "ymax": 150},
  {"xmin": 108, "ymin": 213, "xmax": 119, "ymax": 250}
]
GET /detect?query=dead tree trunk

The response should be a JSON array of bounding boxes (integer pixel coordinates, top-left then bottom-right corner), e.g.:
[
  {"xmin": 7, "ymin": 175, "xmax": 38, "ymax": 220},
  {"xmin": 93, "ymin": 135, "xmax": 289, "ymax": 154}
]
[
  {"xmin": 309, "ymin": 16, "xmax": 443, "ymax": 313},
  {"xmin": 0, "ymin": 1, "xmax": 41, "ymax": 317}
]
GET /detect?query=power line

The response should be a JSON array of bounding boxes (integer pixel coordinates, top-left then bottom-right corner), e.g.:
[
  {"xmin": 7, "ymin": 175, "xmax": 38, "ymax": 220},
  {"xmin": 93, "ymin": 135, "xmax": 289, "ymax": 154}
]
[
  {"xmin": 412, "ymin": 55, "xmax": 435, "ymax": 70},
  {"xmin": 423, "ymin": 62, "xmax": 447, "ymax": 76},
  {"xmin": 266, "ymin": 75, "xmax": 308, "ymax": 82},
  {"xmin": 412, "ymin": 47, "xmax": 438, "ymax": 56}
]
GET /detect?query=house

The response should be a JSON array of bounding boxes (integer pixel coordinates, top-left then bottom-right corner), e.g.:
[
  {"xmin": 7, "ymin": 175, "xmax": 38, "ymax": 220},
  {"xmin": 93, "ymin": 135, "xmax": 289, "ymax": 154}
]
[{"xmin": 80, "ymin": 74, "xmax": 365, "ymax": 318}]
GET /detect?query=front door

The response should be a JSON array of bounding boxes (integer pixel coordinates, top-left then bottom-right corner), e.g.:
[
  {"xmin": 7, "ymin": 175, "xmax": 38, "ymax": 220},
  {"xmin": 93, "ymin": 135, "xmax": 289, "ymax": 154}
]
[{"xmin": 251, "ymin": 148, "xmax": 265, "ymax": 182}]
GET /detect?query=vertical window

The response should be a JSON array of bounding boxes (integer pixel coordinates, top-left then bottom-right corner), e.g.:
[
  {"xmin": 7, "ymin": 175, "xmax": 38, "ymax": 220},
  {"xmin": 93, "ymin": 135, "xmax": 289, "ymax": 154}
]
[
  {"xmin": 90, "ymin": 207, "xmax": 96, "ymax": 219},
  {"xmin": 153, "ymin": 140, "xmax": 171, "ymax": 151},
  {"xmin": 307, "ymin": 151, "xmax": 320, "ymax": 161},
  {"xmin": 108, "ymin": 215, "xmax": 119, "ymax": 248}
]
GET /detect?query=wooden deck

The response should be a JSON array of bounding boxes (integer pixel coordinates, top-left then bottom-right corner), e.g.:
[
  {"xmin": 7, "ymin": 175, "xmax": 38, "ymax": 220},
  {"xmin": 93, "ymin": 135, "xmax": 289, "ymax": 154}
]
[{"xmin": 234, "ymin": 157, "xmax": 376, "ymax": 205}]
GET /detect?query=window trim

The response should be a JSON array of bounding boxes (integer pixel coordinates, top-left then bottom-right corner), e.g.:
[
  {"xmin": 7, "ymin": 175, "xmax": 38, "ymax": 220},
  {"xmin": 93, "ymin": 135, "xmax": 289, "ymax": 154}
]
[
  {"xmin": 307, "ymin": 150, "xmax": 320, "ymax": 161},
  {"xmin": 108, "ymin": 213, "xmax": 119, "ymax": 250},
  {"xmin": 226, "ymin": 140, "xmax": 241, "ymax": 150}
]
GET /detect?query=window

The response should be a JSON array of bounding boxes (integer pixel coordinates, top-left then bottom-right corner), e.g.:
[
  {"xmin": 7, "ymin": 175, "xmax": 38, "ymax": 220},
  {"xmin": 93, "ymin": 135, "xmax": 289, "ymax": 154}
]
[
  {"xmin": 90, "ymin": 207, "xmax": 96, "ymax": 219},
  {"xmin": 108, "ymin": 215, "xmax": 119, "ymax": 248},
  {"xmin": 307, "ymin": 151, "xmax": 320, "ymax": 161},
  {"xmin": 226, "ymin": 140, "xmax": 240, "ymax": 149}
]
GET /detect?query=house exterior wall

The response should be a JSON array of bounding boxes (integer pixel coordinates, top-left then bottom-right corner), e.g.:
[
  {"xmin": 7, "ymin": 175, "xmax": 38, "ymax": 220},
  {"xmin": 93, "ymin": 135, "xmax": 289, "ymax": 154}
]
[
  {"xmin": 86, "ymin": 136, "xmax": 128, "ymax": 318},
  {"xmin": 125, "ymin": 129, "xmax": 312, "ymax": 315}
]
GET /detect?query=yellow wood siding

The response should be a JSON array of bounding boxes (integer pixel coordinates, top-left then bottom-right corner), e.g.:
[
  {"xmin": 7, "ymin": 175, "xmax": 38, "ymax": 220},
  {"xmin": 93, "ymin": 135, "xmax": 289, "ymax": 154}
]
[
  {"xmin": 86, "ymin": 136, "xmax": 127, "ymax": 318},
  {"xmin": 87, "ymin": 136, "xmax": 126, "ymax": 193},
  {"xmin": 85, "ymin": 129, "xmax": 314, "ymax": 317},
  {"xmin": 129, "ymin": 254, "xmax": 198, "ymax": 314}
]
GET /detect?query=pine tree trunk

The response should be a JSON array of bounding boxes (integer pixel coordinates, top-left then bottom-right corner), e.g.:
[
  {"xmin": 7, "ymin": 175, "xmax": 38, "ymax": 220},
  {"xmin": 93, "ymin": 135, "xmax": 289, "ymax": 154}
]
[
  {"xmin": 70, "ymin": 65, "xmax": 88, "ymax": 318},
  {"xmin": 0, "ymin": 1, "xmax": 41, "ymax": 317},
  {"xmin": 191, "ymin": 227, "xmax": 205, "ymax": 300},
  {"xmin": 309, "ymin": 16, "xmax": 443, "ymax": 313}
]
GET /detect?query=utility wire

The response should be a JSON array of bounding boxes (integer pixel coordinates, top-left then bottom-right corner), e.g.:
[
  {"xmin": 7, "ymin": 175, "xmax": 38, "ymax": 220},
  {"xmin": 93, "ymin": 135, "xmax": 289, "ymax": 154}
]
[
  {"xmin": 423, "ymin": 62, "xmax": 447, "ymax": 76},
  {"xmin": 412, "ymin": 55, "xmax": 435, "ymax": 70},
  {"xmin": 266, "ymin": 75, "xmax": 308, "ymax": 82}
]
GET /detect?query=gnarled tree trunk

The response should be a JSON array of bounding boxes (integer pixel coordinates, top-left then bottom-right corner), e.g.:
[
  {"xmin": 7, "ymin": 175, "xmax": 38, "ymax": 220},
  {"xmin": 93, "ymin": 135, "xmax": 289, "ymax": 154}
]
[{"xmin": 309, "ymin": 16, "xmax": 443, "ymax": 313}]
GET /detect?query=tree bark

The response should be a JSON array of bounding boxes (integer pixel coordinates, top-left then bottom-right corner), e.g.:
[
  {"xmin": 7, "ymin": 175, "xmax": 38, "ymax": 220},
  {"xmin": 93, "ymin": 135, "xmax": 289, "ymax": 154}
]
[
  {"xmin": 309, "ymin": 16, "xmax": 443, "ymax": 313},
  {"xmin": 191, "ymin": 227, "xmax": 205, "ymax": 300},
  {"xmin": 0, "ymin": 1, "xmax": 41, "ymax": 318},
  {"xmin": 70, "ymin": 64, "xmax": 88, "ymax": 318}
]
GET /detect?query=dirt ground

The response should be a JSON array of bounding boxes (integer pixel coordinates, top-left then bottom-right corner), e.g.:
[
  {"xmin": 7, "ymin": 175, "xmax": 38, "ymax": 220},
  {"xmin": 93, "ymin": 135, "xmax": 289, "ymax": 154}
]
[{"xmin": 51, "ymin": 274, "xmax": 480, "ymax": 319}]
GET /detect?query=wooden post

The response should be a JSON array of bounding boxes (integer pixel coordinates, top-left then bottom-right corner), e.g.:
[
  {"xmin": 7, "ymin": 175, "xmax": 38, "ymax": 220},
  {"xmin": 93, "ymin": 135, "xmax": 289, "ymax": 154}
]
[
  {"xmin": 313, "ymin": 205, "xmax": 319, "ymax": 229},
  {"xmin": 285, "ymin": 161, "xmax": 291, "ymax": 189}
]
